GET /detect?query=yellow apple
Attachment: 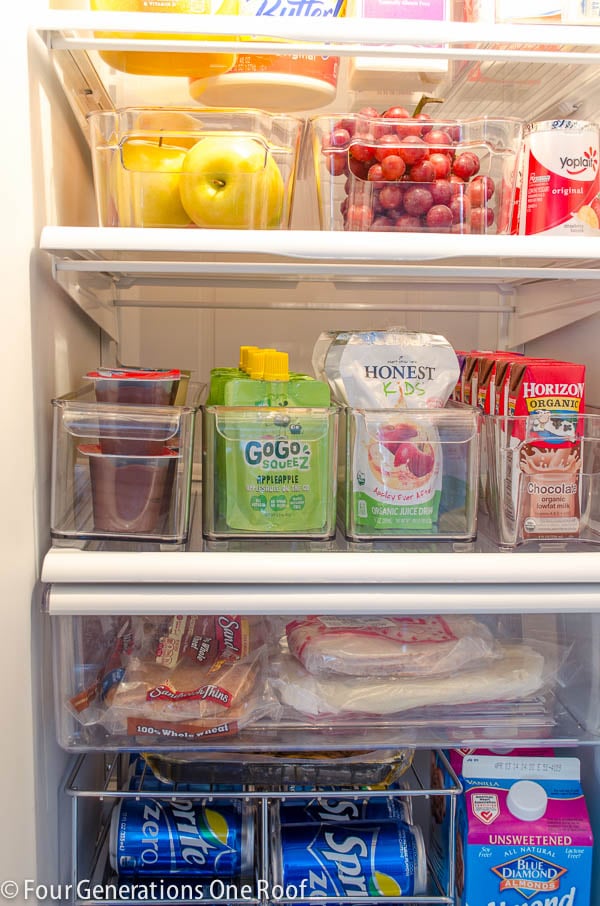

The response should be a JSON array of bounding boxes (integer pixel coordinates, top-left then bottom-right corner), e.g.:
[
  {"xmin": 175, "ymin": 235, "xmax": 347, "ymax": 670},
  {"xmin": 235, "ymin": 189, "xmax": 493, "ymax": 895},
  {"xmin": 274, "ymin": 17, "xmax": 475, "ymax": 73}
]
[
  {"xmin": 133, "ymin": 112, "xmax": 201, "ymax": 151},
  {"xmin": 110, "ymin": 140, "xmax": 191, "ymax": 228},
  {"xmin": 179, "ymin": 137, "xmax": 285, "ymax": 229}
]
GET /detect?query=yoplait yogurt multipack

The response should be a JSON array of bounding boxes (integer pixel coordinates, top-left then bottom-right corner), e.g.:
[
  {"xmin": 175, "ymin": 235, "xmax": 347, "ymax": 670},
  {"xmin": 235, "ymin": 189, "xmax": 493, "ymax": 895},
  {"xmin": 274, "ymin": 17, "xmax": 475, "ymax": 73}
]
[{"xmin": 458, "ymin": 754, "xmax": 593, "ymax": 906}]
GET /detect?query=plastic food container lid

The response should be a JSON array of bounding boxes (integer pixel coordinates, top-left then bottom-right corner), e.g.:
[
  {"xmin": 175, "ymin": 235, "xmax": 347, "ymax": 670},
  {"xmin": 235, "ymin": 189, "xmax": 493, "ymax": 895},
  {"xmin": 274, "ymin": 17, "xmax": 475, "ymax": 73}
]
[
  {"xmin": 189, "ymin": 72, "xmax": 336, "ymax": 113},
  {"xmin": 86, "ymin": 369, "xmax": 181, "ymax": 382},
  {"xmin": 506, "ymin": 780, "xmax": 548, "ymax": 822}
]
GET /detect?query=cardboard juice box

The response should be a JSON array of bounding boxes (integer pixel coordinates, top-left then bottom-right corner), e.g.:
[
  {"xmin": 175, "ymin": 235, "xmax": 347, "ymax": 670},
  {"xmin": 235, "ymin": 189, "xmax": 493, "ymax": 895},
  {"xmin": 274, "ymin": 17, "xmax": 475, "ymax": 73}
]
[{"xmin": 458, "ymin": 754, "xmax": 593, "ymax": 906}]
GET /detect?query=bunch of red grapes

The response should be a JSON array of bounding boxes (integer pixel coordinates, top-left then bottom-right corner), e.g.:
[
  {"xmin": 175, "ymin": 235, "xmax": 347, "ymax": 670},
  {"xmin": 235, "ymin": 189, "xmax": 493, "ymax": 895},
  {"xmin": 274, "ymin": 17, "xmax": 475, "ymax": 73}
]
[{"xmin": 321, "ymin": 106, "xmax": 496, "ymax": 233}]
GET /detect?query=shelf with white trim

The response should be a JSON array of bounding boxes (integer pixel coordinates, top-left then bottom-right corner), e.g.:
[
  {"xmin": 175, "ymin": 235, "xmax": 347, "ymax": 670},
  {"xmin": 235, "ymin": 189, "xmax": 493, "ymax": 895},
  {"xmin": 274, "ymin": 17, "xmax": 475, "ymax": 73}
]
[{"xmin": 41, "ymin": 227, "xmax": 600, "ymax": 346}]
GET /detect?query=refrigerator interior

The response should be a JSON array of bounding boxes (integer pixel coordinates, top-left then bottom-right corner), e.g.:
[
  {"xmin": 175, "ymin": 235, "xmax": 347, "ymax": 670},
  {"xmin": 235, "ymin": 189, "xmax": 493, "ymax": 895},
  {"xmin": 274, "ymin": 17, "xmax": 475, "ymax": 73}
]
[{"xmin": 10, "ymin": 4, "xmax": 600, "ymax": 901}]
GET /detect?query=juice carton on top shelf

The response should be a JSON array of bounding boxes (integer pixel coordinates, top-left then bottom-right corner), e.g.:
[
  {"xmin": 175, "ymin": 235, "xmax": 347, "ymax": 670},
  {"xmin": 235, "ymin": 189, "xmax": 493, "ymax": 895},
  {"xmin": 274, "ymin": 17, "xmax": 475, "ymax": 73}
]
[{"xmin": 457, "ymin": 754, "xmax": 593, "ymax": 906}]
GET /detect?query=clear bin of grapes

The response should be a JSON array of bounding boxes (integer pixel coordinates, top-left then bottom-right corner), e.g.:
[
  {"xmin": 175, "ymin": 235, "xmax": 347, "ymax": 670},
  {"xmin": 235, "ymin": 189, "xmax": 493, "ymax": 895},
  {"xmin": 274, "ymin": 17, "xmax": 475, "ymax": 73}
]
[{"xmin": 310, "ymin": 112, "xmax": 523, "ymax": 233}]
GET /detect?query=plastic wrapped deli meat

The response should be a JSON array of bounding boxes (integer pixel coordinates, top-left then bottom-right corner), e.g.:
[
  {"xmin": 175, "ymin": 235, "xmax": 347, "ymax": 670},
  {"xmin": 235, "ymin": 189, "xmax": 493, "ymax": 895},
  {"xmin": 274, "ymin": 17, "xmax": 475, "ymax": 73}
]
[
  {"xmin": 322, "ymin": 329, "xmax": 460, "ymax": 409},
  {"xmin": 271, "ymin": 644, "xmax": 546, "ymax": 720},
  {"xmin": 286, "ymin": 615, "xmax": 500, "ymax": 678}
]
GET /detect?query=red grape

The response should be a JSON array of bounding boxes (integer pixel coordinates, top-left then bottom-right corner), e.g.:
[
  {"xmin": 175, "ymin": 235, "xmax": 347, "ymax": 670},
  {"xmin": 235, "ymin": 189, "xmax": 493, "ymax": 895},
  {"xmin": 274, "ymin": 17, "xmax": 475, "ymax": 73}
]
[
  {"xmin": 403, "ymin": 186, "xmax": 434, "ymax": 216},
  {"xmin": 449, "ymin": 174, "xmax": 466, "ymax": 196},
  {"xmin": 425, "ymin": 204, "xmax": 453, "ymax": 230},
  {"xmin": 409, "ymin": 160, "xmax": 435, "ymax": 183},
  {"xmin": 450, "ymin": 194, "xmax": 471, "ymax": 225},
  {"xmin": 374, "ymin": 134, "xmax": 402, "ymax": 162},
  {"xmin": 370, "ymin": 216, "xmax": 395, "ymax": 231},
  {"xmin": 398, "ymin": 136, "xmax": 428, "ymax": 167},
  {"xmin": 395, "ymin": 118, "xmax": 424, "ymax": 139},
  {"xmin": 350, "ymin": 136, "xmax": 377, "ymax": 163},
  {"xmin": 382, "ymin": 105, "xmax": 411, "ymax": 119},
  {"xmin": 379, "ymin": 184, "xmax": 404, "ymax": 210},
  {"xmin": 394, "ymin": 214, "xmax": 423, "ymax": 232},
  {"xmin": 429, "ymin": 152, "xmax": 452, "ymax": 179},
  {"xmin": 346, "ymin": 204, "xmax": 374, "ymax": 230},
  {"xmin": 333, "ymin": 117, "xmax": 357, "ymax": 138},
  {"xmin": 348, "ymin": 157, "xmax": 372, "ymax": 180},
  {"xmin": 470, "ymin": 206, "xmax": 494, "ymax": 232},
  {"xmin": 452, "ymin": 152, "xmax": 480, "ymax": 180},
  {"xmin": 430, "ymin": 179, "xmax": 453, "ymax": 206},
  {"xmin": 424, "ymin": 130, "xmax": 453, "ymax": 152},
  {"xmin": 326, "ymin": 153, "xmax": 347, "ymax": 176},
  {"xmin": 381, "ymin": 154, "xmax": 406, "ymax": 181},
  {"xmin": 368, "ymin": 163, "xmax": 384, "ymax": 182},
  {"xmin": 415, "ymin": 112, "xmax": 433, "ymax": 135},
  {"xmin": 467, "ymin": 175, "xmax": 495, "ymax": 206}
]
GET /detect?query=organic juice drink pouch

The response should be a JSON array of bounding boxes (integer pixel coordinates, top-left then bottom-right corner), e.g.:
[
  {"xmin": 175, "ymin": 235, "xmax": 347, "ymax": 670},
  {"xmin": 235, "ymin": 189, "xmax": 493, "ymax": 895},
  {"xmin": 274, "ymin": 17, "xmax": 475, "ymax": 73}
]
[
  {"xmin": 323, "ymin": 330, "xmax": 459, "ymax": 535},
  {"xmin": 219, "ymin": 376, "xmax": 335, "ymax": 535}
]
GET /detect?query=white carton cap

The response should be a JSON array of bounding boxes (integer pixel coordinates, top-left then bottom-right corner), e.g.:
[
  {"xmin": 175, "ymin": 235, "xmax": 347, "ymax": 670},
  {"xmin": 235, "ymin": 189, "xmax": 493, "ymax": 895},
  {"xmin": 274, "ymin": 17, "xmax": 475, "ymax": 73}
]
[{"xmin": 506, "ymin": 780, "xmax": 548, "ymax": 822}]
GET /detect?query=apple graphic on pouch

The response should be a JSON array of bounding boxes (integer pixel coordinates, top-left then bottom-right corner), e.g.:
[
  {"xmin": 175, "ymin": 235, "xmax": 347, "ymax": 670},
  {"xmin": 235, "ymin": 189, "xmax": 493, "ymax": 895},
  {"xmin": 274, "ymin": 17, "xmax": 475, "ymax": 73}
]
[
  {"xmin": 179, "ymin": 136, "xmax": 285, "ymax": 229},
  {"xmin": 110, "ymin": 139, "xmax": 191, "ymax": 228}
]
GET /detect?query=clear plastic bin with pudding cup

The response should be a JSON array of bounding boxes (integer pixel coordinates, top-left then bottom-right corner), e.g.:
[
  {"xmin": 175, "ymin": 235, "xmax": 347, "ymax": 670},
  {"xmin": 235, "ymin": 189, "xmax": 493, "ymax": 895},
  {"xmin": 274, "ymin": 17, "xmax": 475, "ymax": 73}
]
[
  {"xmin": 82, "ymin": 444, "xmax": 179, "ymax": 535},
  {"xmin": 340, "ymin": 403, "xmax": 481, "ymax": 541},
  {"xmin": 86, "ymin": 368, "xmax": 181, "ymax": 406},
  {"xmin": 51, "ymin": 383, "xmax": 202, "ymax": 544},
  {"xmin": 309, "ymin": 114, "xmax": 523, "ymax": 234},
  {"xmin": 483, "ymin": 410, "xmax": 600, "ymax": 548},
  {"xmin": 87, "ymin": 107, "xmax": 304, "ymax": 230}
]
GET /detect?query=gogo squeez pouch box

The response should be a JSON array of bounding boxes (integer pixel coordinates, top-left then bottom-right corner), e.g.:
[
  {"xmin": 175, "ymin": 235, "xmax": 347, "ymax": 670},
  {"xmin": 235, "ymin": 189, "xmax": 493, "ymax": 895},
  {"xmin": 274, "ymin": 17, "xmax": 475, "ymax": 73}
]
[{"xmin": 457, "ymin": 754, "xmax": 593, "ymax": 906}]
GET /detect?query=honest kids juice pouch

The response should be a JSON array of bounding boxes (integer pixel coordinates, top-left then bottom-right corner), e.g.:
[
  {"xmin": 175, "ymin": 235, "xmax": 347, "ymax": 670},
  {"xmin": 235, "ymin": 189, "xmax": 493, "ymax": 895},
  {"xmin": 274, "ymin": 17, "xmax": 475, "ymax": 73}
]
[{"xmin": 323, "ymin": 330, "xmax": 460, "ymax": 536}]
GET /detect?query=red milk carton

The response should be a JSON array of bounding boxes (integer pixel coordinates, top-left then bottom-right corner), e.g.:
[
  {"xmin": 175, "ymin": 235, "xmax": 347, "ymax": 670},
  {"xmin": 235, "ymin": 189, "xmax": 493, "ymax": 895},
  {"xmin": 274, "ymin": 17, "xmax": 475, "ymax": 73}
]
[{"xmin": 458, "ymin": 755, "xmax": 593, "ymax": 906}]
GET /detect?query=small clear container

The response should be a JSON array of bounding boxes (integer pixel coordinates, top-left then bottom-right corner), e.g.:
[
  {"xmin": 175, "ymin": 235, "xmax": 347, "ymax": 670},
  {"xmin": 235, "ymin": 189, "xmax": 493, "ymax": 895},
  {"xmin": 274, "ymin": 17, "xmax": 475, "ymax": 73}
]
[
  {"xmin": 310, "ymin": 114, "xmax": 523, "ymax": 234},
  {"xmin": 340, "ymin": 405, "xmax": 481, "ymax": 541},
  {"xmin": 203, "ymin": 405, "xmax": 339, "ymax": 539},
  {"xmin": 86, "ymin": 368, "xmax": 181, "ymax": 408},
  {"xmin": 51, "ymin": 383, "xmax": 202, "ymax": 543},
  {"xmin": 483, "ymin": 411, "xmax": 600, "ymax": 548},
  {"xmin": 88, "ymin": 107, "xmax": 304, "ymax": 229}
]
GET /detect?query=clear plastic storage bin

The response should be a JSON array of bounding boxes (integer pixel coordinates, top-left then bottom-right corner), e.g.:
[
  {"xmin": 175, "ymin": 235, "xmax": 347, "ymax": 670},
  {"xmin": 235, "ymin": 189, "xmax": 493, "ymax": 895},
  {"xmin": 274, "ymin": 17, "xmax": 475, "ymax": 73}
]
[
  {"xmin": 203, "ymin": 405, "xmax": 339, "ymax": 540},
  {"xmin": 310, "ymin": 114, "xmax": 523, "ymax": 233},
  {"xmin": 88, "ymin": 107, "xmax": 304, "ymax": 229},
  {"xmin": 340, "ymin": 405, "xmax": 481, "ymax": 541},
  {"xmin": 50, "ymin": 611, "xmax": 592, "ymax": 751},
  {"xmin": 51, "ymin": 383, "xmax": 201, "ymax": 543},
  {"xmin": 483, "ymin": 411, "xmax": 600, "ymax": 548}
]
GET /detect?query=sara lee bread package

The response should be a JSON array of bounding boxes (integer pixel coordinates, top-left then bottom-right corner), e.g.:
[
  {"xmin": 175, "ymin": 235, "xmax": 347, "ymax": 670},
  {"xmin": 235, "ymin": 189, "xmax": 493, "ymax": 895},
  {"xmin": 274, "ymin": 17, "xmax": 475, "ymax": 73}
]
[
  {"xmin": 319, "ymin": 329, "xmax": 460, "ymax": 535},
  {"xmin": 67, "ymin": 615, "xmax": 279, "ymax": 742}
]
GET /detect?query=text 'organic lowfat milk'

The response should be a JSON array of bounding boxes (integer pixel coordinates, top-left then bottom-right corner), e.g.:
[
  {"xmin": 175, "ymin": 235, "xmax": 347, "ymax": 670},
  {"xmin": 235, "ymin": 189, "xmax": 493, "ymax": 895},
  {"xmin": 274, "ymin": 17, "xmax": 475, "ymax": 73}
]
[{"xmin": 457, "ymin": 755, "xmax": 593, "ymax": 906}]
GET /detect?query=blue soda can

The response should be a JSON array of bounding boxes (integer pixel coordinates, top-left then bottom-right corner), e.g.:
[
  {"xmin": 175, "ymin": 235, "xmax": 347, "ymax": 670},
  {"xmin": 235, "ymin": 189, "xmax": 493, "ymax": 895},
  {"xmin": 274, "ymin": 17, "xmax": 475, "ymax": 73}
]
[
  {"xmin": 272, "ymin": 818, "xmax": 426, "ymax": 897},
  {"xmin": 110, "ymin": 798, "xmax": 253, "ymax": 878},
  {"xmin": 279, "ymin": 795, "xmax": 411, "ymax": 826}
]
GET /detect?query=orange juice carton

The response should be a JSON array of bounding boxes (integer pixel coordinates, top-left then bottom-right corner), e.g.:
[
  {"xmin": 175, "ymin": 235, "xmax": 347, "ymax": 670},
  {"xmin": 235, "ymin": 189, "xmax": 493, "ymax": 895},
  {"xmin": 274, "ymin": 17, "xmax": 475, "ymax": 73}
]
[
  {"xmin": 457, "ymin": 754, "xmax": 593, "ymax": 906},
  {"xmin": 499, "ymin": 358, "xmax": 586, "ymax": 541}
]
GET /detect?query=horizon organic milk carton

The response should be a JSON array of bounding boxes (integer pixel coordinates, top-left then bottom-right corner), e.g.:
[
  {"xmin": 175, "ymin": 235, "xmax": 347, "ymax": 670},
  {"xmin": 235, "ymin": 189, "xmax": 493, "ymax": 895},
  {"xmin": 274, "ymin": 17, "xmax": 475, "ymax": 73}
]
[
  {"xmin": 457, "ymin": 754, "xmax": 593, "ymax": 906},
  {"xmin": 497, "ymin": 358, "xmax": 586, "ymax": 543}
]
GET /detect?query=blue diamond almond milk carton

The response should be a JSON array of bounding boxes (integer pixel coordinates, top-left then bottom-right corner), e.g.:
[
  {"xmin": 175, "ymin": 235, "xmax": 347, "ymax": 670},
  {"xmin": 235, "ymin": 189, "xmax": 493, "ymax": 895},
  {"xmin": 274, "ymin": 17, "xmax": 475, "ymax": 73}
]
[{"xmin": 458, "ymin": 754, "xmax": 593, "ymax": 906}]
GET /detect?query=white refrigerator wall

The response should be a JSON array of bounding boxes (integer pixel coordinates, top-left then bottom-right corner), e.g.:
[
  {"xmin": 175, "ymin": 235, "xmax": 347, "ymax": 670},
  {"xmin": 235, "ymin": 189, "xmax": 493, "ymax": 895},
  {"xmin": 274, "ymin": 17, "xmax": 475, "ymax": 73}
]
[{"xmin": 1, "ymin": 4, "xmax": 101, "ymax": 889}]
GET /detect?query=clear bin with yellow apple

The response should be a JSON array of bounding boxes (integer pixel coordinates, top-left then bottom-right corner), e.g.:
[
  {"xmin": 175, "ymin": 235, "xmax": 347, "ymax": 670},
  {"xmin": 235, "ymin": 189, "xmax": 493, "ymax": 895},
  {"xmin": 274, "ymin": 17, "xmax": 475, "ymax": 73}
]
[
  {"xmin": 89, "ymin": 0, "xmax": 239, "ymax": 79},
  {"xmin": 88, "ymin": 107, "xmax": 304, "ymax": 229}
]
